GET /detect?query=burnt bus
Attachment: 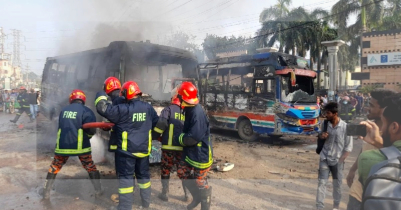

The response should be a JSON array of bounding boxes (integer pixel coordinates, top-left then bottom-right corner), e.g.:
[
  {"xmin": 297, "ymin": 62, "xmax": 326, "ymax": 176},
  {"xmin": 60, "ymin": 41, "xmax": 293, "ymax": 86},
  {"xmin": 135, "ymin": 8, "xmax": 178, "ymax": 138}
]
[{"xmin": 40, "ymin": 41, "xmax": 198, "ymax": 163}]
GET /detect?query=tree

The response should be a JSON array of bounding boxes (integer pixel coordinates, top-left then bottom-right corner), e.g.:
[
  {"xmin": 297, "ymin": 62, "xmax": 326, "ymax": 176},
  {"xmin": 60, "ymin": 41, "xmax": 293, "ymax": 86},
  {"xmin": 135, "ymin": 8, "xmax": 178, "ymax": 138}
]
[
  {"xmin": 166, "ymin": 31, "xmax": 199, "ymax": 53},
  {"xmin": 359, "ymin": 84, "xmax": 378, "ymax": 93},
  {"xmin": 202, "ymin": 34, "xmax": 257, "ymax": 60},
  {"xmin": 338, "ymin": 44, "xmax": 358, "ymax": 90},
  {"xmin": 331, "ymin": 0, "xmax": 384, "ymax": 43},
  {"xmin": 259, "ymin": 0, "xmax": 292, "ymax": 22}
]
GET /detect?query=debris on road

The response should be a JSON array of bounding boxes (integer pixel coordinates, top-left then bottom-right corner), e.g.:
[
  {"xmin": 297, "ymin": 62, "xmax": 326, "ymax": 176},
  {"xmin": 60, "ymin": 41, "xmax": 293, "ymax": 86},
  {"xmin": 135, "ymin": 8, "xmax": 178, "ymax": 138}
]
[
  {"xmin": 111, "ymin": 194, "xmax": 119, "ymax": 203},
  {"xmin": 216, "ymin": 163, "xmax": 234, "ymax": 172}
]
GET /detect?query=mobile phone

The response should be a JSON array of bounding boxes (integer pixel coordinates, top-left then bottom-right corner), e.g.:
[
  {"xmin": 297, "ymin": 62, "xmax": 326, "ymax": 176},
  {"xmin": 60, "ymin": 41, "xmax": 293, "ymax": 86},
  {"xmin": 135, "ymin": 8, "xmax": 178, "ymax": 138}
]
[{"xmin": 346, "ymin": 124, "xmax": 367, "ymax": 136}]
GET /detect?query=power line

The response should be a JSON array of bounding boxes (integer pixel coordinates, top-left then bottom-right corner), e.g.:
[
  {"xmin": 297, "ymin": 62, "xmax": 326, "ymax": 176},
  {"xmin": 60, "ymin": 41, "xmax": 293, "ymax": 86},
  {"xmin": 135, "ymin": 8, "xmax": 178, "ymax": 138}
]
[
  {"xmin": 201, "ymin": 0, "xmax": 242, "ymax": 22},
  {"xmin": 175, "ymin": 0, "xmax": 235, "ymax": 23},
  {"xmin": 167, "ymin": 0, "xmax": 215, "ymax": 21},
  {"xmin": 180, "ymin": 13, "xmax": 259, "ymax": 25},
  {"xmin": 302, "ymin": 0, "xmax": 337, "ymax": 8},
  {"xmin": 176, "ymin": 16, "xmax": 259, "ymax": 34},
  {"xmin": 165, "ymin": 0, "xmax": 180, "ymax": 8},
  {"xmin": 159, "ymin": 0, "xmax": 195, "ymax": 16},
  {"xmin": 203, "ymin": 0, "xmax": 384, "ymax": 51}
]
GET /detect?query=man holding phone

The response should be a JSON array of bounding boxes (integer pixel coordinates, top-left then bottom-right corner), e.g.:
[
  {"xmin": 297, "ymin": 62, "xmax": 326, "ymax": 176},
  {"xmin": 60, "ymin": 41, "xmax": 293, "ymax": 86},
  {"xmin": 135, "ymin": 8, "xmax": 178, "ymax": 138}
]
[
  {"xmin": 358, "ymin": 93, "xmax": 401, "ymax": 185},
  {"xmin": 316, "ymin": 102, "xmax": 353, "ymax": 210},
  {"xmin": 346, "ymin": 89, "xmax": 395, "ymax": 210}
]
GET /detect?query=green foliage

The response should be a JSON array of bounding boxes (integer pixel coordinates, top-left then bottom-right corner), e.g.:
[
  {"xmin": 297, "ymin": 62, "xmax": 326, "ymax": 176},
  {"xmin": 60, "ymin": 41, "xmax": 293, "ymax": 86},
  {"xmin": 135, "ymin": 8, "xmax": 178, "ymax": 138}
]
[
  {"xmin": 202, "ymin": 34, "xmax": 258, "ymax": 60},
  {"xmin": 359, "ymin": 85, "xmax": 378, "ymax": 93},
  {"xmin": 166, "ymin": 31, "xmax": 199, "ymax": 52}
]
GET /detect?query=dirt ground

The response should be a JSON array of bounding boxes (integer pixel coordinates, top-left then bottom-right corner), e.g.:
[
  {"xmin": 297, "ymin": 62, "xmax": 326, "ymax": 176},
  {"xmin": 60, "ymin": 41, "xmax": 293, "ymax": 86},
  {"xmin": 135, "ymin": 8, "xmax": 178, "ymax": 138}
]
[{"xmin": 0, "ymin": 112, "xmax": 363, "ymax": 210}]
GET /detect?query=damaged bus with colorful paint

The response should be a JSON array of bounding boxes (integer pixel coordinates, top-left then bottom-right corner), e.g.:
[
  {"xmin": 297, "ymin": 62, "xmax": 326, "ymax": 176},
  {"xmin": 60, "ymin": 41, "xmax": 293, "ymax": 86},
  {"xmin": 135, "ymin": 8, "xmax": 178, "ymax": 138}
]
[{"xmin": 198, "ymin": 51, "xmax": 320, "ymax": 141}]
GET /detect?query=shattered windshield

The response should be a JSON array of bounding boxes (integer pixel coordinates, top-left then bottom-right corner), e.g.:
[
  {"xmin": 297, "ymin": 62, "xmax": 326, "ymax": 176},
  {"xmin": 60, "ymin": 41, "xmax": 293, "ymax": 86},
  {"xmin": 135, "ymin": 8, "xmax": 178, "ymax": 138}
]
[
  {"xmin": 280, "ymin": 75, "xmax": 316, "ymax": 103},
  {"xmin": 277, "ymin": 54, "xmax": 310, "ymax": 69}
]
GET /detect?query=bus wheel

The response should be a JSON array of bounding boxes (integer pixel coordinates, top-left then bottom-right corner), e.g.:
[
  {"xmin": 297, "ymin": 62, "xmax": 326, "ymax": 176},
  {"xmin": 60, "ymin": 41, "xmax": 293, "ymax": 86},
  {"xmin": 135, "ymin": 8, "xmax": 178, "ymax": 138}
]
[{"xmin": 238, "ymin": 120, "xmax": 258, "ymax": 141}]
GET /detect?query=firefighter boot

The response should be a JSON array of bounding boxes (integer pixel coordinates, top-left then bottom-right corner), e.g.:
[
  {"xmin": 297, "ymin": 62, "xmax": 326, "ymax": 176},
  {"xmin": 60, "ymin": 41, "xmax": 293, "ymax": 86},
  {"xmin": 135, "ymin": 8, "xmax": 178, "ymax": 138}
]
[
  {"xmin": 182, "ymin": 180, "xmax": 189, "ymax": 202},
  {"xmin": 89, "ymin": 171, "xmax": 103, "ymax": 197},
  {"xmin": 200, "ymin": 186, "xmax": 212, "ymax": 210},
  {"xmin": 42, "ymin": 172, "xmax": 57, "ymax": 200},
  {"xmin": 185, "ymin": 180, "xmax": 201, "ymax": 210},
  {"xmin": 158, "ymin": 175, "xmax": 169, "ymax": 201},
  {"xmin": 10, "ymin": 114, "xmax": 20, "ymax": 123}
]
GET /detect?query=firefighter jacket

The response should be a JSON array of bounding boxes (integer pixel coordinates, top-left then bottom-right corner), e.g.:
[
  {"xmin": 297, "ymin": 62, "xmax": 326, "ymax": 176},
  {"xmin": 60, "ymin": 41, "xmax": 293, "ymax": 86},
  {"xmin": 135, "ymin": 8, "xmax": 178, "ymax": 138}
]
[
  {"xmin": 153, "ymin": 104, "xmax": 185, "ymax": 151},
  {"xmin": 17, "ymin": 92, "xmax": 30, "ymax": 108},
  {"xmin": 95, "ymin": 92, "xmax": 159, "ymax": 158},
  {"xmin": 55, "ymin": 102, "xmax": 96, "ymax": 156},
  {"xmin": 174, "ymin": 104, "xmax": 213, "ymax": 169},
  {"xmin": 339, "ymin": 102, "xmax": 355, "ymax": 121},
  {"xmin": 108, "ymin": 94, "xmax": 126, "ymax": 152}
]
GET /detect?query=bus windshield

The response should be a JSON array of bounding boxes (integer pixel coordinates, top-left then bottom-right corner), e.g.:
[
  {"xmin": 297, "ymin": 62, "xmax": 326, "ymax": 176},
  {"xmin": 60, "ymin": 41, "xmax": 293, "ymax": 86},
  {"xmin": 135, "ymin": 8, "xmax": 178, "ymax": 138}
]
[
  {"xmin": 276, "ymin": 53, "xmax": 310, "ymax": 69},
  {"xmin": 280, "ymin": 75, "xmax": 316, "ymax": 103}
]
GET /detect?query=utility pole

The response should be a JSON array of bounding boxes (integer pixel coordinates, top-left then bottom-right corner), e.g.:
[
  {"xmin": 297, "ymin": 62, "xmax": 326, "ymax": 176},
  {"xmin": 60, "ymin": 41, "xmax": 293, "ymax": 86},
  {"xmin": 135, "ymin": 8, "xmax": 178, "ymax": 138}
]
[
  {"xmin": 0, "ymin": 27, "xmax": 5, "ymax": 59},
  {"xmin": 360, "ymin": 0, "xmax": 367, "ymax": 86},
  {"xmin": 12, "ymin": 29, "xmax": 21, "ymax": 67}
]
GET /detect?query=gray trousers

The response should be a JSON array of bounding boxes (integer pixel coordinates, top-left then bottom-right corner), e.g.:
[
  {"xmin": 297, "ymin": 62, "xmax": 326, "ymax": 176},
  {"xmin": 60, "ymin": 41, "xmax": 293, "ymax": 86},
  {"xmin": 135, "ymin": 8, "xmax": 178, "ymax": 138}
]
[
  {"xmin": 347, "ymin": 195, "xmax": 361, "ymax": 210},
  {"xmin": 316, "ymin": 160, "xmax": 344, "ymax": 209}
]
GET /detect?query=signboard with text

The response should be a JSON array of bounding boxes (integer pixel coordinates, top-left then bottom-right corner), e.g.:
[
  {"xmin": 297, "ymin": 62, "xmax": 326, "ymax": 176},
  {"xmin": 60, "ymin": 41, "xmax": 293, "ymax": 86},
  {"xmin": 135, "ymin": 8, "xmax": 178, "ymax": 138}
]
[{"xmin": 367, "ymin": 52, "xmax": 401, "ymax": 66}]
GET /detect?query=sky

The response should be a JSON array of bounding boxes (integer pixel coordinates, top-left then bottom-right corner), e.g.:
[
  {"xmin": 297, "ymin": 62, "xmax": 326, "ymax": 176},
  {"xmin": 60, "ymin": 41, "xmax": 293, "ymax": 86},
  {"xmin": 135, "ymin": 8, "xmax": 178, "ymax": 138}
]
[{"xmin": 0, "ymin": 0, "xmax": 341, "ymax": 74}]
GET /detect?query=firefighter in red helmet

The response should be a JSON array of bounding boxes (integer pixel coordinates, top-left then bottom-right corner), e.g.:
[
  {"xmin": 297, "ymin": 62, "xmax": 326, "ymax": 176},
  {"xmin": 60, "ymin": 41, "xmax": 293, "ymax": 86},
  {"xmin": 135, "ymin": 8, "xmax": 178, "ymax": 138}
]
[
  {"xmin": 173, "ymin": 82, "xmax": 213, "ymax": 210},
  {"xmin": 103, "ymin": 77, "xmax": 125, "ymax": 152},
  {"xmin": 10, "ymin": 86, "xmax": 34, "ymax": 123},
  {"xmin": 153, "ymin": 86, "xmax": 188, "ymax": 202},
  {"xmin": 41, "ymin": 89, "xmax": 102, "ymax": 199},
  {"xmin": 95, "ymin": 81, "xmax": 159, "ymax": 210}
]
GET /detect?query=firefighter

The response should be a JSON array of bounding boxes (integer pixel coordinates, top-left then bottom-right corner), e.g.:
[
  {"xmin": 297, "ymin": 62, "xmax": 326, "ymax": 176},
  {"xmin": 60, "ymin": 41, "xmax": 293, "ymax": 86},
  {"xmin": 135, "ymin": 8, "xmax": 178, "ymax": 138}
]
[
  {"xmin": 103, "ymin": 76, "xmax": 125, "ymax": 153},
  {"xmin": 174, "ymin": 82, "xmax": 213, "ymax": 210},
  {"xmin": 10, "ymin": 86, "xmax": 34, "ymax": 123},
  {"xmin": 339, "ymin": 96, "xmax": 355, "ymax": 123},
  {"xmin": 41, "ymin": 89, "xmax": 102, "ymax": 199},
  {"xmin": 153, "ymin": 86, "xmax": 188, "ymax": 202},
  {"xmin": 95, "ymin": 81, "xmax": 159, "ymax": 210}
]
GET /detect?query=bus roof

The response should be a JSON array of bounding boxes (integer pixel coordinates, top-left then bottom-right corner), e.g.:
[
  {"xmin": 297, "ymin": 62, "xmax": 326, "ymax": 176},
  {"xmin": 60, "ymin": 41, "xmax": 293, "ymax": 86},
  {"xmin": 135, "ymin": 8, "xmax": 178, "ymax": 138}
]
[
  {"xmin": 46, "ymin": 41, "xmax": 198, "ymax": 63},
  {"xmin": 199, "ymin": 52, "xmax": 311, "ymax": 71}
]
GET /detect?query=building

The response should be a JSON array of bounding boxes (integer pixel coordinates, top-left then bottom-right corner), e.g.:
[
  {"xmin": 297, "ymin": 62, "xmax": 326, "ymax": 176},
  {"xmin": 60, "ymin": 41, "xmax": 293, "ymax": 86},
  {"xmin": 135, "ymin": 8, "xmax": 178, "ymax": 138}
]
[
  {"xmin": 0, "ymin": 54, "xmax": 22, "ymax": 89},
  {"xmin": 358, "ymin": 29, "xmax": 401, "ymax": 91}
]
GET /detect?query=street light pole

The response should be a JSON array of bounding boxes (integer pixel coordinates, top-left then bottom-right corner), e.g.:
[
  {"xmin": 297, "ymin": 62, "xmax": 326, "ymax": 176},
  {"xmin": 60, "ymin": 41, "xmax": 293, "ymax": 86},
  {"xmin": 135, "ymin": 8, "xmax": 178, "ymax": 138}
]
[{"xmin": 322, "ymin": 40, "xmax": 345, "ymax": 102}]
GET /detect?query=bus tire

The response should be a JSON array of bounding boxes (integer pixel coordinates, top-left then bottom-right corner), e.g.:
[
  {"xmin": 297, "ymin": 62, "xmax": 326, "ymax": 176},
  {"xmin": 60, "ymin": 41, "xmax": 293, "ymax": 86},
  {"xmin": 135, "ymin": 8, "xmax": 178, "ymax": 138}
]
[{"xmin": 237, "ymin": 119, "xmax": 258, "ymax": 141}]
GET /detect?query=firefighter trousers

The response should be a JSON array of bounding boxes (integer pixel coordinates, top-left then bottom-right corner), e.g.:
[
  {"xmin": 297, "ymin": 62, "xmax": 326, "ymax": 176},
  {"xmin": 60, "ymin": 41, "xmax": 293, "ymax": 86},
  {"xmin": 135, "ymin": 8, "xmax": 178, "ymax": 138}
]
[
  {"xmin": 13, "ymin": 107, "xmax": 32, "ymax": 121},
  {"xmin": 48, "ymin": 154, "xmax": 97, "ymax": 174},
  {"xmin": 115, "ymin": 152, "xmax": 151, "ymax": 210},
  {"xmin": 161, "ymin": 150, "xmax": 183, "ymax": 178},
  {"xmin": 177, "ymin": 160, "xmax": 210, "ymax": 189}
]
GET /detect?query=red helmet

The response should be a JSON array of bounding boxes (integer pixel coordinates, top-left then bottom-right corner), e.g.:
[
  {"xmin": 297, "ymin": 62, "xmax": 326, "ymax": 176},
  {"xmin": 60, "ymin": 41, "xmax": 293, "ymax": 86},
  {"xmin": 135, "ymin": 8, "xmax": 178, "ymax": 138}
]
[
  {"xmin": 178, "ymin": 82, "xmax": 198, "ymax": 105},
  {"xmin": 103, "ymin": 77, "xmax": 122, "ymax": 95},
  {"xmin": 171, "ymin": 96, "xmax": 181, "ymax": 107},
  {"xmin": 19, "ymin": 86, "xmax": 26, "ymax": 90},
  {"xmin": 69, "ymin": 89, "xmax": 86, "ymax": 104},
  {"xmin": 120, "ymin": 81, "xmax": 142, "ymax": 100}
]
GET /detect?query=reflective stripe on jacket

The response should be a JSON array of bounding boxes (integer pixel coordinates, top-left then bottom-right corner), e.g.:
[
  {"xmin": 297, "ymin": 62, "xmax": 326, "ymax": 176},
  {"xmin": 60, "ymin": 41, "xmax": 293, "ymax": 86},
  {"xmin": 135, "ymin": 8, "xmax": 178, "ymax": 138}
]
[
  {"xmin": 176, "ymin": 104, "xmax": 213, "ymax": 169},
  {"xmin": 96, "ymin": 97, "xmax": 159, "ymax": 158},
  {"xmin": 154, "ymin": 104, "xmax": 184, "ymax": 151},
  {"xmin": 55, "ymin": 103, "xmax": 96, "ymax": 156}
]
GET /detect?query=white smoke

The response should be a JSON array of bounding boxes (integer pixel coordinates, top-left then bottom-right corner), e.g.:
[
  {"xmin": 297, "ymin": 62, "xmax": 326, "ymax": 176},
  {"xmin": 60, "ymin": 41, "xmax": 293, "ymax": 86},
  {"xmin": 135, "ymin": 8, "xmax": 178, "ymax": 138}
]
[{"xmin": 89, "ymin": 134, "xmax": 106, "ymax": 163}]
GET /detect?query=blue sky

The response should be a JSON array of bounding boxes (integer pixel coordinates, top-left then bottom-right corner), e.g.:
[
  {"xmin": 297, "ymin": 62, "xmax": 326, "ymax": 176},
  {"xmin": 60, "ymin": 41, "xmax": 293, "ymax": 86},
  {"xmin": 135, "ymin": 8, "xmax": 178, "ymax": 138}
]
[{"xmin": 0, "ymin": 0, "xmax": 341, "ymax": 74}]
